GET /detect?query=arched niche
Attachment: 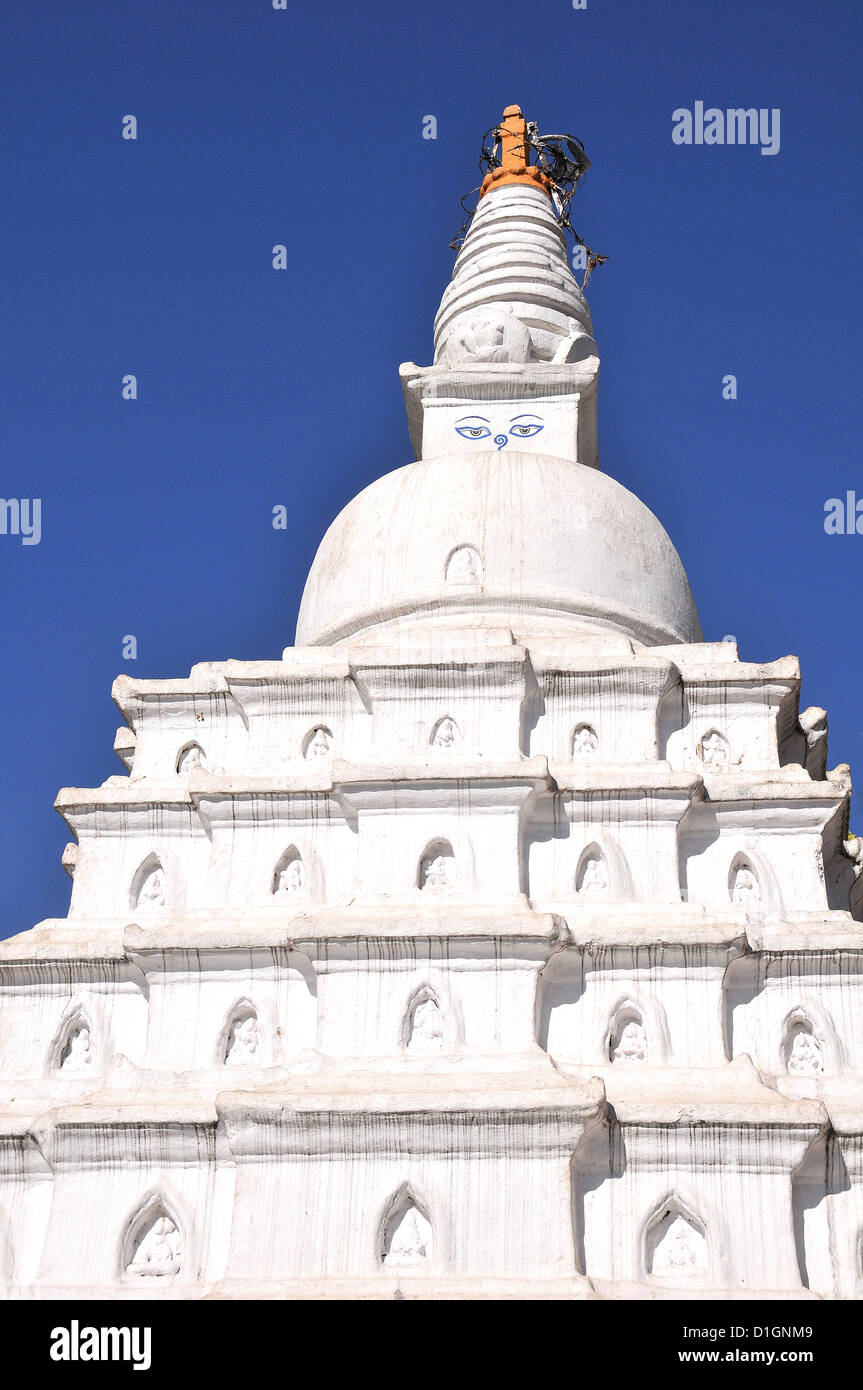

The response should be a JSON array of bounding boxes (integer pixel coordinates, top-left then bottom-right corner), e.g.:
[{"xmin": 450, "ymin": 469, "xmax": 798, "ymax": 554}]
[
  {"xmin": 728, "ymin": 852, "xmax": 761, "ymax": 906},
  {"xmin": 570, "ymin": 723, "xmax": 599, "ymax": 759},
  {"xmin": 607, "ymin": 1005, "xmax": 648, "ymax": 1065},
  {"xmin": 130, "ymin": 854, "xmax": 167, "ymax": 912},
  {"xmin": 51, "ymin": 1005, "xmax": 96, "ymax": 1074},
  {"xmin": 603, "ymin": 988, "xmax": 671, "ymax": 1067},
  {"xmin": 783, "ymin": 1011, "xmax": 823, "ymax": 1077},
  {"xmin": 644, "ymin": 1197, "xmax": 710, "ymax": 1282},
  {"xmin": 271, "ymin": 845, "xmax": 308, "ymax": 899},
  {"xmin": 379, "ymin": 1186, "xmax": 433, "ymax": 1271},
  {"xmin": 444, "ymin": 544, "xmax": 482, "ymax": 586},
  {"xmin": 302, "ymin": 725, "xmax": 333, "ymax": 760},
  {"xmin": 779, "ymin": 999, "xmax": 843, "ymax": 1077},
  {"xmin": 572, "ymin": 832, "xmax": 634, "ymax": 902},
  {"xmin": 417, "ymin": 839, "xmax": 455, "ymax": 893},
  {"xmin": 430, "ymin": 716, "xmax": 459, "ymax": 750},
  {"xmin": 46, "ymin": 1000, "xmax": 104, "ymax": 1073},
  {"xmin": 219, "ymin": 999, "xmax": 261, "ymax": 1067},
  {"xmin": 402, "ymin": 986, "xmax": 445, "ymax": 1053},
  {"xmin": 575, "ymin": 843, "xmax": 609, "ymax": 898},
  {"xmin": 698, "ymin": 728, "xmax": 731, "ymax": 772},
  {"xmin": 121, "ymin": 1194, "xmax": 183, "ymax": 1283},
  {"xmin": 725, "ymin": 844, "xmax": 780, "ymax": 913},
  {"xmin": 176, "ymin": 742, "xmax": 207, "ymax": 774}
]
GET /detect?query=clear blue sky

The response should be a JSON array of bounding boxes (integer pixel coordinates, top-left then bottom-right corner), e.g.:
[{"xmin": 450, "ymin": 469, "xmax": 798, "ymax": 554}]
[{"xmin": 1, "ymin": 0, "xmax": 861, "ymax": 938}]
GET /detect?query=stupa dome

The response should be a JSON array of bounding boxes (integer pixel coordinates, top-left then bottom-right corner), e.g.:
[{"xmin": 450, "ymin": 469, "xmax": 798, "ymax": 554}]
[
  {"xmin": 297, "ymin": 103, "xmax": 701, "ymax": 651},
  {"xmin": 295, "ymin": 449, "xmax": 702, "ymax": 648}
]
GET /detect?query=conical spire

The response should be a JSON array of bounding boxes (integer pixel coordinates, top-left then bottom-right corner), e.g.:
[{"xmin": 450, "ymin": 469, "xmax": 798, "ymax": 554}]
[
  {"xmin": 434, "ymin": 184, "xmax": 595, "ymax": 367},
  {"xmin": 434, "ymin": 104, "xmax": 595, "ymax": 367}
]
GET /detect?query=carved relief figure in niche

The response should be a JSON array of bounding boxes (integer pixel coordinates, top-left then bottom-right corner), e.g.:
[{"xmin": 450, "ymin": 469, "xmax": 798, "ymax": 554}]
[
  {"xmin": 576, "ymin": 850, "xmax": 608, "ymax": 897},
  {"xmin": 382, "ymin": 1196, "xmax": 433, "ymax": 1270},
  {"xmin": 610, "ymin": 1014, "xmax": 647, "ymax": 1064},
  {"xmin": 571, "ymin": 723, "xmax": 599, "ymax": 758},
  {"xmin": 406, "ymin": 993, "xmax": 444, "ymax": 1053},
  {"xmin": 418, "ymin": 841, "xmax": 454, "ymax": 892},
  {"xmin": 444, "ymin": 308, "xmax": 532, "ymax": 368},
  {"xmin": 224, "ymin": 1008, "xmax": 261, "ymax": 1066},
  {"xmin": 176, "ymin": 743, "xmax": 207, "ymax": 774},
  {"xmin": 431, "ymin": 717, "xmax": 459, "ymax": 750},
  {"xmin": 650, "ymin": 1213, "xmax": 708, "ymax": 1278},
  {"xmin": 785, "ymin": 1020, "xmax": 823, "ymax": 1076},
  {"xmin": 273, "ymin": 850, "xmax": 305, "ymax": 897},
  {"xmin": 59, "ymin": 1021, "xmax": 92, "ymax": 1071},
  {"xmin": 730, "ymin": 859, "xmax": 761, "ymax": 905},
  {"xmin": 135, "ymin": 864, "xmax": 166, "ymax": 911},
  {"xmin": 304, "ymin": 726, "xmax": 332, "ymax": 760},
  {"xmin": 445, "ymin": 545, "xmax": 481, "ymax": 586},
  {"xmin": 126, "ymin": 1211, "xmax": 182, "ymax": 1280},
  {"xmin": 698, "ymin": 729, "xmax": 730, "ymax": 772}
]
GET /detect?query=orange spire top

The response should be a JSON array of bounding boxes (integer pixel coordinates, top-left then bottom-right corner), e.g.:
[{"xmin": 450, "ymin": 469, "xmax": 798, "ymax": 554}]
[
  {"xmin": 479, "ymin": 104, "xmax": 552, "ymax": 201},
  {"xmin": 500, "ymin": 104, "xmax": 529, "ymax": 169}
]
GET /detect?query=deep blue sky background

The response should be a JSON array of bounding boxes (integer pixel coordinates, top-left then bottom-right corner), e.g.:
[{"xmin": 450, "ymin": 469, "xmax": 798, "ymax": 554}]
[{"xmin": 1, "ymin": 0, "xmax": 861, "ymax": 937}]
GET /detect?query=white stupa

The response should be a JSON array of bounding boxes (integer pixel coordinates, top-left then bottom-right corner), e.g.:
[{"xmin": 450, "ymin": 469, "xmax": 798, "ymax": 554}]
[{"xmin": 2, "ymin": 105, "xmax": 862, "ymax": 1300}]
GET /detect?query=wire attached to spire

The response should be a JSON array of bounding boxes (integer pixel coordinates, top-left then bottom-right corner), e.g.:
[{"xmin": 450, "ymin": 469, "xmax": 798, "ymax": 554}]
[{"xmin": 449, "ymin": 108, "xmax": 608, "ymax": 289}]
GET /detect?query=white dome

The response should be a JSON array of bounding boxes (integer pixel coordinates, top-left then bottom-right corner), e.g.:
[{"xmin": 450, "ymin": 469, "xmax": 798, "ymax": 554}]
[{"xmin": 295, "ymin": 450, "xmax": 702, "ymax": 648}]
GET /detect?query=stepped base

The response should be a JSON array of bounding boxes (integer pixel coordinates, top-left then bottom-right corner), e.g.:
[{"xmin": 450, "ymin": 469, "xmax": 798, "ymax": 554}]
[{"xmin": 4, "ymin": 1277, "xmax": 822, "ymax": 1301}]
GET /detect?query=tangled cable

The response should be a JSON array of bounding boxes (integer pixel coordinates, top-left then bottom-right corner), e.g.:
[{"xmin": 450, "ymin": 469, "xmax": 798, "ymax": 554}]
[{"xmin": 450, "ymin": 122, "xmax": 607, "ymax": 289}]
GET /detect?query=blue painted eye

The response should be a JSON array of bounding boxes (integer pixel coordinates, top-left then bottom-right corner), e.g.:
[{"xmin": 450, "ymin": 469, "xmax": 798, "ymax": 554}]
[
  {"xmin": 510, "ymin": 423, "xmax": 544, "ymax": 438},
  {"xmin": 456, "ymin": 425, "xmax": 491, "ymax": 439}
]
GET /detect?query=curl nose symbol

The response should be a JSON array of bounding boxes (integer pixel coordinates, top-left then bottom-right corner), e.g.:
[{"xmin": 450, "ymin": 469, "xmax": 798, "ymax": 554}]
[{"xmin": 494, "ymin": 434, "xmax": 508, "ymax": 451}]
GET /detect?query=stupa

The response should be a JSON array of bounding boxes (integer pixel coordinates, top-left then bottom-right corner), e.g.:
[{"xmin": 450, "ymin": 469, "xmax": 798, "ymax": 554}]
[{"xmin": 2, "ymin": 105, "xmax": 862, "ymax": 1301}]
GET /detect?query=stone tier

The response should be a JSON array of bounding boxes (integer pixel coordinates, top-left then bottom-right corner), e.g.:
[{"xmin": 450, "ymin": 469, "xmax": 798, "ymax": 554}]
[
  {"xmin": 107, "ymin": 639, "xmax": 807, "ymax": 782},
  {"xmin": 54, "ymin": 756, "xmax": 857, "ymax": 922},
  {"xmin": 0, "ymin": 1057, "xmax": 859, "ymax": 1298},
  {"xmin": 2, "ymin": 910, "xmax": 862, "ymax": 1080}
]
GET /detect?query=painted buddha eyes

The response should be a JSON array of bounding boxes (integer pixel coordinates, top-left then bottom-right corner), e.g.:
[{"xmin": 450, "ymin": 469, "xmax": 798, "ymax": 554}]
[
  {"xmin": 456, "ymin": 424, "xmax": 492, "ymax": 439},
  {"xmin": 454, "ymin": 416, "xmax": 545, "ymax": 446}
]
